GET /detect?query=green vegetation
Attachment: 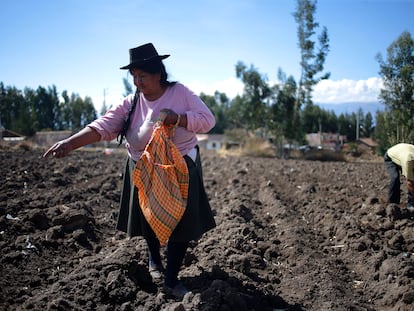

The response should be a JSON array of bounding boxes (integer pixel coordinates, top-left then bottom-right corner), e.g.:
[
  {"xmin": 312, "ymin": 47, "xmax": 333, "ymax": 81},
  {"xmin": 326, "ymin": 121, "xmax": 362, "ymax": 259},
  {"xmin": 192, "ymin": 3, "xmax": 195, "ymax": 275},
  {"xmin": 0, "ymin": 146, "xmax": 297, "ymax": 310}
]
[
  {"xmin": 375, "ymin": 31, "xmax": 414, "ymax": 154},
  {"xmin": 1, "ymin": 1, "xmax": 412, "ymax": 158},
  {"xmin": 0, "ymin": 83, "xmax": 96, "ymax": 136}
]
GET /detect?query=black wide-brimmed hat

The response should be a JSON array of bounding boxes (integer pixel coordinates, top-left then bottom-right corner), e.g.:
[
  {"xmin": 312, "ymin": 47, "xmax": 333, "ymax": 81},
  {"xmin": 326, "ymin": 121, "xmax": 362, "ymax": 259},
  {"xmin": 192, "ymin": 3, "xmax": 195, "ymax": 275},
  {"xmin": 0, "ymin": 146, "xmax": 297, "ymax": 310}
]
[{"xmin": 120, "ymin": 43, "xmax": 170, "ymax": 70}]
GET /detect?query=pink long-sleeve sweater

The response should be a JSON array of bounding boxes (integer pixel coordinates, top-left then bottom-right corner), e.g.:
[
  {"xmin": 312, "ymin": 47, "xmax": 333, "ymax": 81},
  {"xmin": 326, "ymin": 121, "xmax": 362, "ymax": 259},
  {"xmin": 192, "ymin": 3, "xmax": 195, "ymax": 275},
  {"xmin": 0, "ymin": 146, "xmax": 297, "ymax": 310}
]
[{"xmin": 87, "ymin": 83, "xmax": 215, "ymax": 161}]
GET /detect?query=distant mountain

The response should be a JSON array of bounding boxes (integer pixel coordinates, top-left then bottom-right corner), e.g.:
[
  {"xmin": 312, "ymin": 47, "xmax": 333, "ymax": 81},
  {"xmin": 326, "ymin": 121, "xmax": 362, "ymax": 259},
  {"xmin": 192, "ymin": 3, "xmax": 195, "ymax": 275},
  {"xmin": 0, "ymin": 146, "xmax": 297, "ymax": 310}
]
[{"xmin": 315, "ymin": 102, "xmax": 385, "ymax": 116}]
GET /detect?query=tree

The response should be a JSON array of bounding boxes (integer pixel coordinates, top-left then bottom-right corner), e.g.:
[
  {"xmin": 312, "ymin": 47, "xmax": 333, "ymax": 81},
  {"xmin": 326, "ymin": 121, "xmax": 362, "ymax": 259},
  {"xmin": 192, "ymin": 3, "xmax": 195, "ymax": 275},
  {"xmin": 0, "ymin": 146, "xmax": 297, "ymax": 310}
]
[
  {"xmin": 123, "ymin": 77, "xmax": 133, "ymax": 97},
  {"xmin": 32, "ymin": 85, "xmax": 60, "ymax": 131},
  {"xmin": 361, "ymin": 112, "xmax": 374, "ymax": 138},
  {"xmin": 376, "ymin": 31, "xmax": 414, "ymax": 143},
  {"xmin": 199, "ymin": 91, "xmax": 229, "ymax": 134},
  {"xmin": 226, "ymin": 94, "xmax": 247, "ymax": 130},
  {"xmin": 70, "ymin": 93, "xmax": 97, "ymax": 132},
  {"xmin": 302, "ymin": 104, "xmax": 338, "ymax": 135},
  {"xmin": 337, "ymin": 112, "xmax": 356, "ymax": 141},
  {"xmin": 269, "ymin": 69, "xmax": 299, "ymax": 142},
  {"xmin": 293, "ymin": 0, "xmax": 330, "ymax": 108},
  {"xmin": 0, "ymin": 84, "xmax": 24, "ymax": 132},
  {"xmin": 5, "ymin": 85, "xmax": 33, "ymax": 135},
  {"xmin": 235, "ymin": 62, "xmax": 271, "ymax": 134},
  {"xmin": 57, "ymin": 91, "xmax": 97, "ymax": 131},
  {"xmin": 374, "ymin": 110, "xmax": 397, "ymax": 154},
  {"xmin": 59, "ymin": 90, "xmax": 72, "ymax": 130},
  {"xmin": 0, "ymin": 82, "xmax": 97, "ymax": 134}
]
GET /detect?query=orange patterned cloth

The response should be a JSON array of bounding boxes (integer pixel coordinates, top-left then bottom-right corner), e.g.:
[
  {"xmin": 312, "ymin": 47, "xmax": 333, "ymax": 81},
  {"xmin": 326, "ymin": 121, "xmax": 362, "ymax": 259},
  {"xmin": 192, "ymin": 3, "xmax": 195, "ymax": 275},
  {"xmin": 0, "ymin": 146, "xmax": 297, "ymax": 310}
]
[{"xmin": 132, "ymin": 124, "xmax": 189, "ymax": 246}]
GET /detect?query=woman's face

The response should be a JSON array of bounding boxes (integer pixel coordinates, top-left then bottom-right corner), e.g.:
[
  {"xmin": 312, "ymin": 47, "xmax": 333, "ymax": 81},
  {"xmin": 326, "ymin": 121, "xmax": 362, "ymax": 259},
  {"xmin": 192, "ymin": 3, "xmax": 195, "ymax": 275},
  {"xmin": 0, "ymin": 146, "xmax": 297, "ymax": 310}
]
[{"xmin": 130, "ymin": 68, "xmax": 161, "ymax": 97}]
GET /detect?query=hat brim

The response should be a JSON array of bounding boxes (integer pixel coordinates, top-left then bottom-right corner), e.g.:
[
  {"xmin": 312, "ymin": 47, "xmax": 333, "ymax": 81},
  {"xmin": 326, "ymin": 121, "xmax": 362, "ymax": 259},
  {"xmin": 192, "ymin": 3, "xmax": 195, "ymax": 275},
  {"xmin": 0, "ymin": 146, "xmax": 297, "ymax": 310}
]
[{"xmin": 120, "ymin": 54, "xmax": 170, "ymax": 70}]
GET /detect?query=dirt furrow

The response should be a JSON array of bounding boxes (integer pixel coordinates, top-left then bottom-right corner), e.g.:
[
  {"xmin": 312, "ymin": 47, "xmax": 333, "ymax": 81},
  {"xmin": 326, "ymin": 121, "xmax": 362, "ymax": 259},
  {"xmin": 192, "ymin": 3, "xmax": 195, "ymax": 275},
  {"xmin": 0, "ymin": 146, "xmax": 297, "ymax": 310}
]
[{"xmin": 1, "ymin": 148, "xmax": 414, "ymax": 310}]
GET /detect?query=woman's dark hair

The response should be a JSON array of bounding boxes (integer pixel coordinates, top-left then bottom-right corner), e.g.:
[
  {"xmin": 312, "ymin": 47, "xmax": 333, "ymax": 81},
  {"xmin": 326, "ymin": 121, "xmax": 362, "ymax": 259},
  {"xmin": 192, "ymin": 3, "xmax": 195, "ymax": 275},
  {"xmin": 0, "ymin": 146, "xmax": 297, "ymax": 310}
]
[
  {"xmin": 117, "ymin": 88, "xmax": 139, "ymax": 145},
  {"xmin": 117, "ymin": 59, "xmax": 176, "ymax": 145},
  {"xmin": 130, "ymin": 59, "xmax": 176, "ymax": 87}
]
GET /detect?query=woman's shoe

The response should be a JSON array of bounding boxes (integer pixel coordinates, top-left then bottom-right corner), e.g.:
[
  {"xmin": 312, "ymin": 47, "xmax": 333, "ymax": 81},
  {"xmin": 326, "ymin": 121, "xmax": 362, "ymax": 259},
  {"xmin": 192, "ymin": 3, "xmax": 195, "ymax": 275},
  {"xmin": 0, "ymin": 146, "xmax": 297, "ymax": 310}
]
[
  {"xmin": 149, "ymin": 264, "xmax": 164, "ymax": 281},
  {"xmin": 163, "ymin": 282, "xmax": 189, "ymax": 299}
]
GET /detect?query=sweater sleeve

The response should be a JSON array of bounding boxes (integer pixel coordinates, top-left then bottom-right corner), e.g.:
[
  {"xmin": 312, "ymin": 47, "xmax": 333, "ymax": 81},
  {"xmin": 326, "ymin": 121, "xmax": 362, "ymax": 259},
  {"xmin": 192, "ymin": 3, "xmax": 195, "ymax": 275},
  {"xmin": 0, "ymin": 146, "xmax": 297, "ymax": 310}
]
[
  {"xmin": 87, "ymin": 95, "xmax": 133, "ymax": 141},
  {"xmin": 181, "ymin": 85, "xmax": 215, "ymax": 133}
]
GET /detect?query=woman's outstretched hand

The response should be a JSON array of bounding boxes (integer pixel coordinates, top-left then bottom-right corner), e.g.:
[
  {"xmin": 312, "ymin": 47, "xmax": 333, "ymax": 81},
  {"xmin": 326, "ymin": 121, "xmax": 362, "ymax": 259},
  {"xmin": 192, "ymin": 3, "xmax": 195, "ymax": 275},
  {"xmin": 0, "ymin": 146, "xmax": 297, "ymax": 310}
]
[{"xmin": 43, "ymin": 140, "xmax": 73, "ymax": 158}]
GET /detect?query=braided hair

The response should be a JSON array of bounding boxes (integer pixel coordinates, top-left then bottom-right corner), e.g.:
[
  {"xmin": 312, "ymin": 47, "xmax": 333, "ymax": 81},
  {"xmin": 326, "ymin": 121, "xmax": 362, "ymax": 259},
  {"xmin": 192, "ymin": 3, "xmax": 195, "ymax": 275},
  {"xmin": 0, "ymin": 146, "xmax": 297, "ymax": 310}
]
[{"xmin": 117, "ymin": 88, "xmax": 139, "ymax": 146}]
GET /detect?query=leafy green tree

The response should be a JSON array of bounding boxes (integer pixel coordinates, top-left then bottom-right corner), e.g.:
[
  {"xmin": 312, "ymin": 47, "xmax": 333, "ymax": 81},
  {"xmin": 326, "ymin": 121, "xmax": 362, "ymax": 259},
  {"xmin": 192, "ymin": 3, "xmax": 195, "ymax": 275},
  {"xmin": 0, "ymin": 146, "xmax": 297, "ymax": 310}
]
[
  {"xmin": 374, "ymin": 110, "xmax": 398, "ymax": 154},
  {"xmin": 376, "ymin": 31, "xmax": 414, "ymax": 143},
  {"xmin": 0, "ymin": 82, "xmax": 8, "ymax": 128},
  {"xmin": 70, "ymin": 93, "xmax": 96, "ymax": 132},
  {"xmin": 82, "ymin": 96, "xmax": 97, "ymax": 128},
  {"xmin": 235, "ymin": 61, "xmax": 271, "ymax": 134},
  {"xmin": 293, "ymin": 0, "xmax": 330, "ymax": 108},
  {"xmin": 200, "ymin": 91, "xmax": 229, "ymax": 134},
  {"xmin": 0, "ymin": 84, "xmax": 22, "ymax": 131},
  {"xmin": 301, "ymin": 104, "xmax": 337, "ymax": 135},
  {"xmin": 226, "ymin": 94, "xmax": 247, "ymax": 130},
  {"xmin": 325, "ymin": 109, "xmax": 339, "ymax": 133},
  {"xmin": 15, "ymin": 88, "xmax": 32, "ymax": 134},
  {"xmin": 302, "ymin": 104, "xmax": 320, "ymax": 133},
  {"xmin": 21, "ymin": 87, "xmax": 38, "ymax": 135},
  {"xmin": 0, "ymin": 82, "xmax": 97, "ymax": 134},
  {"xmin": 32, "ymin": 85, "xmax": 60, "ymax": 131},
  {"xmin": 337, "ymin": 112, "xmax": 356, "ymax": 141},
  {"xmin": 57, "ymin": 91, "xmax": 97, "ymax": 131},
  {"xmin": 361, "ymin": 112, "xmax": 374, "ymax": 138},
  {"xmin": 269, "ymin": 69, "xmax": 299, "ymax": 142},
  {"xmin": 123, "ymin": 77, "xmax": 133, "ymax": 97},
  {"xmin": 58, "ymin": 90, "xmax": 72, "ymax": 130}
]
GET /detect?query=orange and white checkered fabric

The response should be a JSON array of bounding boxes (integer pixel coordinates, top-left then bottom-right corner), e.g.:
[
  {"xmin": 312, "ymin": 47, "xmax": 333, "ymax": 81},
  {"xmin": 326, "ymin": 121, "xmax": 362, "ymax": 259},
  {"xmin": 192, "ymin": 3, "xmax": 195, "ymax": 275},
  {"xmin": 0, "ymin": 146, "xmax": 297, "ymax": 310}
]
[{"xmin": 132, "ymin": 124, "xmax": 189, "ymax": 246}]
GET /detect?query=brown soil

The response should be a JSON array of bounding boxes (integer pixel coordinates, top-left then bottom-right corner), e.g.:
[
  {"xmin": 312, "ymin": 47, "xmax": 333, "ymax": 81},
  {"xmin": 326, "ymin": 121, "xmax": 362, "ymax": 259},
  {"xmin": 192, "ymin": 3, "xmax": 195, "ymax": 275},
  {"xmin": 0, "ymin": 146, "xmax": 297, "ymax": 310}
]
[{"xmin": 1, "ymin": 145, "xmax": 414, "ymax": 311}]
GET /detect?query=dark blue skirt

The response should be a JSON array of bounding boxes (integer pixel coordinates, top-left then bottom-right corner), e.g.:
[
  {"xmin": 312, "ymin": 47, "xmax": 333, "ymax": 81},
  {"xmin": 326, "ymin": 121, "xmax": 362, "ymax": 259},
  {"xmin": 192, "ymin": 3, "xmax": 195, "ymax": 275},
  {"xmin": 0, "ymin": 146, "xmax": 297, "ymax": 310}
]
[{"xmin": 116, "ymin": 148, "xmax": 216, "ymax": 242}]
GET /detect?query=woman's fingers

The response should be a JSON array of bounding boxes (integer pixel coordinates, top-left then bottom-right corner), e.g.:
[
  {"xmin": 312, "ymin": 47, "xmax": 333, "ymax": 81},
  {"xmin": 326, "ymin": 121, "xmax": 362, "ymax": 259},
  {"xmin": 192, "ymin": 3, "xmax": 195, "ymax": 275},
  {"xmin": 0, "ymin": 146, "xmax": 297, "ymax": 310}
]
[
  {"xmin": 43, "ymin": 141, "xmax": 69, "ymax": 158},
  {"xmin": 43, "ymin": 143, "xmax": 58, "ymax": 158},
  {"xmin": 158, "ymin": 109, "xmax": 177, "ymax": 126}
]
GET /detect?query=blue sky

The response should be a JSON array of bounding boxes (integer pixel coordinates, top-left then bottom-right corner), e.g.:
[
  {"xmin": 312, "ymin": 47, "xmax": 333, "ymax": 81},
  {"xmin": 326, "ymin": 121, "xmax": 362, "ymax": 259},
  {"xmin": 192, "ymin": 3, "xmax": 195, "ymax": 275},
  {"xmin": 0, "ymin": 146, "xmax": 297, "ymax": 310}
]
[{"xmin": 1, "ymin": 0, "xmax": 413, "ymax": 113}]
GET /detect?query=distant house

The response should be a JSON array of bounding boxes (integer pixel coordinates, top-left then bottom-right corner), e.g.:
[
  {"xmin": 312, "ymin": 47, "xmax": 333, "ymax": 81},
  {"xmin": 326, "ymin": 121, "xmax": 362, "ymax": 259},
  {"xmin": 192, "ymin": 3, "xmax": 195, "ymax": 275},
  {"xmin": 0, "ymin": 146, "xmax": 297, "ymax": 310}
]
[
  {"xmin": 358, "ymin": 137, "xmax": 377, "ymax": 153},
  {"xmin": 33, "ymin": 131, "xmax": 72, "ymax": 146},
  {"xmin": 0, "ymin": 128, "xmax": 26, "ymax": 143},
  {"xmin": 196, "ymin": 134, "xmax": 224, "ymax": 151},
  {"xmin": 33, "ymin": 130, "xmax": 124, "ymax": 150},
  {"xmin": 306, "ymin": 132, "xmax": 347, "ymax": 150}
]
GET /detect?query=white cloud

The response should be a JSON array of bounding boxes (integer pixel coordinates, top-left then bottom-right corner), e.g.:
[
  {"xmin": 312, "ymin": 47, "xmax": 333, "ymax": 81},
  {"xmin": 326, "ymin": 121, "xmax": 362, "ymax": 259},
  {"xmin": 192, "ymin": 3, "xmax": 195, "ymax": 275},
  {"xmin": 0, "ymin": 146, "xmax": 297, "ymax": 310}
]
[
  {"xmin": 313, "ymin": 77, "xmax": 383, "ymax": 103},
  {"xmin": 92, "ymin": 77, "xmax": 384, "ymax": 113},
  {"xmin": 186, "ymin": 76, "xmax": 384, "ymax": 104}
]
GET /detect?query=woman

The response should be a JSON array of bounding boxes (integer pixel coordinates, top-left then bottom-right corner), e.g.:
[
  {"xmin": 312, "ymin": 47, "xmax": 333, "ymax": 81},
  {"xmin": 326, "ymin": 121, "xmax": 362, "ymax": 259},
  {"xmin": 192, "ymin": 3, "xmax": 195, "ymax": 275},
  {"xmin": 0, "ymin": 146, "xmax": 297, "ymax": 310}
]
[{"xmin": 43, "ymin": 43, "xmax": 216, "ymax": 299}]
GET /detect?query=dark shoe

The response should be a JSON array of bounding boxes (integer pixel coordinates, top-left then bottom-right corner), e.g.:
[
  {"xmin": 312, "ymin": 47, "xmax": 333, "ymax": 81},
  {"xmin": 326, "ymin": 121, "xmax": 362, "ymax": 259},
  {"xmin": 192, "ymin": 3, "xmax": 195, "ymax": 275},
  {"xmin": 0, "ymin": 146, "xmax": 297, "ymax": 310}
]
[
  {"xmin": 149, "ymin": 264, "xmax": 164, "ymax": 281},
  {"xmin": 163, "ymin": 282, "xmax": 189, "ymax": 299}
]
